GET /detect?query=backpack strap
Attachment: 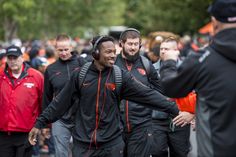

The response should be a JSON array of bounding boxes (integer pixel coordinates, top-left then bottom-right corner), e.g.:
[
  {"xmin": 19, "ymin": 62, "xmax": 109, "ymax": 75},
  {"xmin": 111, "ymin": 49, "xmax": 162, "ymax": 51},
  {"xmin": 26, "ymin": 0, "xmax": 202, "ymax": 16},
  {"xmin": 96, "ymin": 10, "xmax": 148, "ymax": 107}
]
[
  {"xmin": 140, "ymin": 55, "xmax": 150, "ymax": 76},
  {"xmin": 113, "ymin": 65, "xmax": 122, "ymax": 95},
  {"xmin": 79, "ymin": 62, "xmax": 92, "ymax": 89},
  {"xmin": 79, "ymin": 62, "xmax": 122, "ymax": 95}
]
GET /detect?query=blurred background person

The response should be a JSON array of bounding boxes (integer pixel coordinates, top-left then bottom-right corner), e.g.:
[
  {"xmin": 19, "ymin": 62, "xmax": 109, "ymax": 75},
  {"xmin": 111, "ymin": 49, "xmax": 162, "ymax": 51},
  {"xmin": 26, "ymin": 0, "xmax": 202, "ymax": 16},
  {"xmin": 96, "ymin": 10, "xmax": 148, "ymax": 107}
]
[
  {"xmin": 0, "ymin": 48, "xmax": 6, "ymax": 72},
  {"xmin": 42, "ymin": 34, "xmax": 84, "ymax": 157}
]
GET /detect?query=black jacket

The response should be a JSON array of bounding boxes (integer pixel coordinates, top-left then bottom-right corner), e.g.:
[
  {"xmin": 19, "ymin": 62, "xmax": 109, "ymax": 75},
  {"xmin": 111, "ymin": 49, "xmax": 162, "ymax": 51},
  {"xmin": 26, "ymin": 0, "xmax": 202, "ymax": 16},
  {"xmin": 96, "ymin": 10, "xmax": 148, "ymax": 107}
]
[
  {"xmin": 115, "ymin": 54, "xmax": 162, "ymax": 132},
  {"xmin": 152, "ymin": 60, "xmax": 180, "ymax": 124},
  {"xmin": 43, "ymin": 54, "xmax": 84, "ymax": 125},
  {"xmin": 35, "ymin": 62, "xmax": 178, "ymax": 147},
  {"xmin": 160, "ymin": 28, "xmax": 236, "ymax": 157}
]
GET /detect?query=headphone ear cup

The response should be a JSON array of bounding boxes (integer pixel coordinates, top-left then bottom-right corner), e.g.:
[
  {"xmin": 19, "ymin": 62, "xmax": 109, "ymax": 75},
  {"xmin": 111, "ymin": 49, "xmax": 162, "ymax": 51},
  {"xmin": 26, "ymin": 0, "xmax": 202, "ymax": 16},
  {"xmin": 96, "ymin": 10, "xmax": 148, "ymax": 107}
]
[
  {"xmin": 95, "ymin": 49, "xmax": 100, "ymax": 60},
  {"xmin": 92, "ymin": 49, "xmax": 100, "ymax": 60}
]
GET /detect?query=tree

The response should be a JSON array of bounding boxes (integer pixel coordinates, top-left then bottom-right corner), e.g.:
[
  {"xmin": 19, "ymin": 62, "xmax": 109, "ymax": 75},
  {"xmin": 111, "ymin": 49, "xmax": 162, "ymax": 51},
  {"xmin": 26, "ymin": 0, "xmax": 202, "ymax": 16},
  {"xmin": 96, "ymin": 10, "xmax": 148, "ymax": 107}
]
[
  {"xmin": 124, "ymin": 0, "xmax": 212, "ymax": 35},
  {"xmin": 0, "ymin": 0, "xmax": 212, "ymax": 41},
  {"xmin": 0, "ymin": 0, "xmax": 38, "ymax": 41}
]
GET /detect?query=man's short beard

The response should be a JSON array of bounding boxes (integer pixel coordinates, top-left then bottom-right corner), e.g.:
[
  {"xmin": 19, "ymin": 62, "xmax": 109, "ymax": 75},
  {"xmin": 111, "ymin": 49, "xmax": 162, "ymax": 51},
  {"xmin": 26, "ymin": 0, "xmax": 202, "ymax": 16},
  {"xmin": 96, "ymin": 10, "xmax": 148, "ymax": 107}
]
[{"xmin": 123, "ymin": 49, "xmax": 140, "ymax": 62}]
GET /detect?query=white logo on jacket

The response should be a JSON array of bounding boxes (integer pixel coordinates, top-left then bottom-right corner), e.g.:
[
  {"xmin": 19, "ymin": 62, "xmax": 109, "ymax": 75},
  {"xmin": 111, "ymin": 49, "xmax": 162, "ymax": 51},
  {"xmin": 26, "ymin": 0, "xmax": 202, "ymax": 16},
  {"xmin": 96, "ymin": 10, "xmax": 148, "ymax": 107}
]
[
  {"xmin": 24, "ymin": 83, "xmax": 35, "ymax": 88},
  {"xmin": 199, "ymin": 50, "xmax": 210, "ymax": 63}
]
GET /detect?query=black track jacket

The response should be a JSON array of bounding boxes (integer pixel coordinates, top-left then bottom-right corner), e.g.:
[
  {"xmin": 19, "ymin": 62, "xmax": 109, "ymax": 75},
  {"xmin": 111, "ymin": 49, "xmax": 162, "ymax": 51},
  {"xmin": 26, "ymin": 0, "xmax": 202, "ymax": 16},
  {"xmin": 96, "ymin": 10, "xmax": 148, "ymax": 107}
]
[
  {"xmin": 43, "ymin": 54, "xmax": 84, "ymax": 124},
  {"xmin": 35, "ymin": 62, "xmax": 179, "ymax": 148},
  {"xmin": 115, "ymin": 54, "xmax": 162, "ymax": 133},
  {"xmin": 160, "ymin": 28, "xmax": 236, "ymax": 157}
]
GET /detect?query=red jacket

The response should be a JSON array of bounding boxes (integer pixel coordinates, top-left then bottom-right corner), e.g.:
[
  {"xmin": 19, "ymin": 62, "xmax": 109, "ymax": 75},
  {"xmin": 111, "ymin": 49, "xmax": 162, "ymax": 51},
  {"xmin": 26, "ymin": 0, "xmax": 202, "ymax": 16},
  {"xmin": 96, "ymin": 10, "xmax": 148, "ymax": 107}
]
[{"xmin": 0, "ymin": 63, "xmax": 44, "ymax": 132}]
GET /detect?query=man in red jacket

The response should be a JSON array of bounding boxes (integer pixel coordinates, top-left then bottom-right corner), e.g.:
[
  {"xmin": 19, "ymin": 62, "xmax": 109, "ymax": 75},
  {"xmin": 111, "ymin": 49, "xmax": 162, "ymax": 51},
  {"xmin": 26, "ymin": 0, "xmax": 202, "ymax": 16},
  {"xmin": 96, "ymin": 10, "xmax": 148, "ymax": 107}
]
[{"xmin": 0, "ymin": 45, "xmax": 44, "ymax": 157}]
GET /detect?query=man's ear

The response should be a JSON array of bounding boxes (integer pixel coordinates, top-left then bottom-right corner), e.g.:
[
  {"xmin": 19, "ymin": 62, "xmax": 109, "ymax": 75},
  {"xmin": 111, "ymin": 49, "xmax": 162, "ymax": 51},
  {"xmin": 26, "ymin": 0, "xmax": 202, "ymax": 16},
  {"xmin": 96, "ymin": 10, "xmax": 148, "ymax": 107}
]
[
  {"xmin": 119, "ymin": 41, "xmax": 123, "ymax": 47},
  {"xmin": 211, "ymin": 16, "xmax": 220, "ymax": 36}
]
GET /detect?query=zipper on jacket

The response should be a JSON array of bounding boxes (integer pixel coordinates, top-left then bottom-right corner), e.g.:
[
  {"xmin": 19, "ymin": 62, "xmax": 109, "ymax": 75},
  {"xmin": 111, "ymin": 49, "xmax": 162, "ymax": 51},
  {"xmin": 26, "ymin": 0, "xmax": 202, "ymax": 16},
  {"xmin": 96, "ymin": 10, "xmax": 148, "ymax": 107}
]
[
  {"xmin": 125, "ymin": 60, "xmax": 133, "ymax": 72},
  {"xmin": 66, "ymin": 63, "xmax": 70, "ymax": 79},
  {"xmin": 125, "ymin": 100, "xmax": 131, "ymax": 132},
  {"xmin": 125, "ymin": 60, "xmax": 132, "ymax": 133},
  {"xmin": 94, "ymin": 71, "xmax": 102, "ymax": 146}
]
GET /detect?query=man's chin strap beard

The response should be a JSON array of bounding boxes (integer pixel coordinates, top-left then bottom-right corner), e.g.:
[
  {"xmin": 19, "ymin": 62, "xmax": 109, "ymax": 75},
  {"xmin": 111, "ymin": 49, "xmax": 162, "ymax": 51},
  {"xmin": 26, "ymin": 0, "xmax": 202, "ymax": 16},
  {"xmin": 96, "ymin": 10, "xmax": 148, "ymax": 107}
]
[{"xmin": 123, "ymin": 51, "xmax": 140, "ymax": 63}]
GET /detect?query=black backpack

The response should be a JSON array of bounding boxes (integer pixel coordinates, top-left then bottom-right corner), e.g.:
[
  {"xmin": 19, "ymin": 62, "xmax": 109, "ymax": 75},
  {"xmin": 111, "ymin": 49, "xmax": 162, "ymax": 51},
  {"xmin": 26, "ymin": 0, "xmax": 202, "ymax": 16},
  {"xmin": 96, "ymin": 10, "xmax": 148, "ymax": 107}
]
[
  {"xmin": 78, "ymin": 62, "xmax": 122, "ymax": 95},
  {"xmin": 140, "ymin": 55, "xmax": 151, "ymax": 77},
  {"xmin": 78, "ymin": 56, "xmax": 150, "ymax": 94}
]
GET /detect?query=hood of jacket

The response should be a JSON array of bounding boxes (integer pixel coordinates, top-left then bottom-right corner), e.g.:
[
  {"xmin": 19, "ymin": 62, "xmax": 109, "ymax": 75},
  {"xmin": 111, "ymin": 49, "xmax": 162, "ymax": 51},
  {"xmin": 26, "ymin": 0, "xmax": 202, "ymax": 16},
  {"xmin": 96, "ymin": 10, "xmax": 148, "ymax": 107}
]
[{"xmin": 210, "ymin": 28, "xmax": 236, "ymax": 62}]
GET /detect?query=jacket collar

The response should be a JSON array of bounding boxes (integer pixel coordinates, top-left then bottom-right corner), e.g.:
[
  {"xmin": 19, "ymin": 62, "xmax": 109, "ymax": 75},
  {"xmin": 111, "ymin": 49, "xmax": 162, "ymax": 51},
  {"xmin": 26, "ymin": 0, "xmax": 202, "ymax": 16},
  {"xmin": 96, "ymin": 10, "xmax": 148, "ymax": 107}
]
[{"xmin": 58, "ymin": 54, "xmax": 77, "ymax": 63}]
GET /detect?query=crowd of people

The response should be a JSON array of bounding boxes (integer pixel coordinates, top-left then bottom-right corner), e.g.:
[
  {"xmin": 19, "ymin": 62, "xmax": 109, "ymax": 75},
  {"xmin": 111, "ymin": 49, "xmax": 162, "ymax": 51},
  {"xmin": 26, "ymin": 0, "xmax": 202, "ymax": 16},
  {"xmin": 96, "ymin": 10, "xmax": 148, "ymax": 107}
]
[{"xmin": 1, "ymin": 0, "xmax": 236, "ymax": 157}]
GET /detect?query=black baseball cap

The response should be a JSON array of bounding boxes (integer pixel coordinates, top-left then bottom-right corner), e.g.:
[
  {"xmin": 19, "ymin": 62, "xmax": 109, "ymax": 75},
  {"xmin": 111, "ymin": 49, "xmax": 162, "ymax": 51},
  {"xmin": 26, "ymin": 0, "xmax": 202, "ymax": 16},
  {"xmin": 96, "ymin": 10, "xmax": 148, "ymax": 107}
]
[
  {"xmin": 6, "ymin": 45, "xmax": 23, "ymax": 57},
  {"xmin": 208, "ymin": 0, "xmax": 236, "ymax": 23}
]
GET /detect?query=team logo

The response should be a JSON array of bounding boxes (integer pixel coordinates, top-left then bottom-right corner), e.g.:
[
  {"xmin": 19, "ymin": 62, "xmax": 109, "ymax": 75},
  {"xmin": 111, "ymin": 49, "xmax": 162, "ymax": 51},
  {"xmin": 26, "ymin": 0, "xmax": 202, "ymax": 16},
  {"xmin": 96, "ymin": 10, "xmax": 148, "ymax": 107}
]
[
  {"xmin": 24, "ymin": 83, "xmax": 35, "ymax": 88},
  {"xmin": 105, "ymin": 83, "xmax": 116, "ymax": 91},
  {"xmin": 82, "ymin": 82, "xmax": 91, "ymax": 87},
  {"xmin": 137, "ymin": 68, "xmax": 146, "ymax": 75}
]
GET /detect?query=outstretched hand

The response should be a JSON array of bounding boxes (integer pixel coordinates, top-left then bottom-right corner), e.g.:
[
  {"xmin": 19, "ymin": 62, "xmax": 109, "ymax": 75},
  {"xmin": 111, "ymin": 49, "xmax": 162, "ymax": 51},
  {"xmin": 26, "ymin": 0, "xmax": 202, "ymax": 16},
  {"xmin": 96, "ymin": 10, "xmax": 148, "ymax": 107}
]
[
  {"xmin": 28, "ymin": 127, "xmax": 40, "ymax": 145},
  {"xmin": 173, "ymin": 111, "xmax": 195, "ymax": 127}
]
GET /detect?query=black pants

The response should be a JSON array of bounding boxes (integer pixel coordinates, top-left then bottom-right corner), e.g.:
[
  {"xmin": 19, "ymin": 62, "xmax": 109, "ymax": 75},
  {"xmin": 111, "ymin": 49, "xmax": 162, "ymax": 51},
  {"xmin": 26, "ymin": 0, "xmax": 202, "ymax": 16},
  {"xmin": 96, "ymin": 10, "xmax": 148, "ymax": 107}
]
[
  {"xmin": 151, "ymin": 122, "xmax": 191, "ymax": 157},
  {"xmin": 73, "ymin": 137, "xmax": 124, "ymax": 157},
  {"xmin": 123, "ymin": 126, "xmax": 153, "ymax": 157},
  {"xmin": 0, "ymin": 132, "xmax": 32, "ymax": 157}
]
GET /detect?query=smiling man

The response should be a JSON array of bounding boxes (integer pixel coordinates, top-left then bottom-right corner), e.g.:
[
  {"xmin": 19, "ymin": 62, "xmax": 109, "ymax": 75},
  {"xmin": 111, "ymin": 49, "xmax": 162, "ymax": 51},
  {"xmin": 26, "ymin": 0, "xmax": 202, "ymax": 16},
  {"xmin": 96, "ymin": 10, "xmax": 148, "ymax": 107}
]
[{"xmin": 28, "ymin": 35, "xmax": 180, "ymax": 157}]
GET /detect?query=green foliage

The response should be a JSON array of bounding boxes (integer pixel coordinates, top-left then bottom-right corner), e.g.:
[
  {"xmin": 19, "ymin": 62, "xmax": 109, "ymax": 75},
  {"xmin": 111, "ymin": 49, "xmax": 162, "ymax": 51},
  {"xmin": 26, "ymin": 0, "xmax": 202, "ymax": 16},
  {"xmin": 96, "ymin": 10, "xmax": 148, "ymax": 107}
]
[
  {"xmin": 124, "ymin": 0, "xmax": 212, "ymax": 35},
  {"xmin": 0, "ymin": 0, "xmax": 212, "ymax": 41}
]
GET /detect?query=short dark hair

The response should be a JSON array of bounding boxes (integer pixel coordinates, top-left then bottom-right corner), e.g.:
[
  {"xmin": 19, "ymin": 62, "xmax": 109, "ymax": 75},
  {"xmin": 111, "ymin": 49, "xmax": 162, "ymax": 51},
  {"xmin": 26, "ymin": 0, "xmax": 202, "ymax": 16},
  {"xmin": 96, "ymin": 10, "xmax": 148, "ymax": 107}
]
[
  {"xmin": 119, "ymin": 28, "xmax": 141, "ymax": 43},
  {"xmin": 91, "ymin": 36, "xmax": 115, "ymax": 51}
]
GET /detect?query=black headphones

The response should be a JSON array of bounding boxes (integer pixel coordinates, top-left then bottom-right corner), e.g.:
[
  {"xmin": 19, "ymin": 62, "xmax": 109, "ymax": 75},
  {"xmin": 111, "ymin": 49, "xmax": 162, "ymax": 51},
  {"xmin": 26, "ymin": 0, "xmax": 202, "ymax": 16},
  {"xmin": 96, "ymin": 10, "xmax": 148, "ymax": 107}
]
[
  {"xmin": 119, "ymin": 28, "xmax": 140, "ymax": 40},
  {"xmin": 119, "ymin": 28, "xmax": 142, "ymax": 49},
  {"xmin": 92, "ymin": 36, "xmax": 104, "ymax": 60}
]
